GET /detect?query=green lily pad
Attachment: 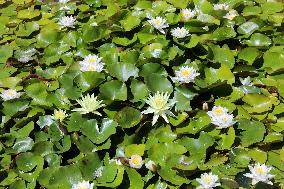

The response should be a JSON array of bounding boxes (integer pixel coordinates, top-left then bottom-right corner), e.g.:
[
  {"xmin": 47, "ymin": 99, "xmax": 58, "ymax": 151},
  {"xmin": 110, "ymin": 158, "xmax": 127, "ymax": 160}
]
[
  {"xmin": 99, "ymin": 80, "xmax": 127, "ymax": 101},
  {"xmin": 237, "ymin": 119, "xmax": 266, "ymax": 147},
  {"xmin": 114, "ymin": 107, "xmax": 142, "ymax": 129}
]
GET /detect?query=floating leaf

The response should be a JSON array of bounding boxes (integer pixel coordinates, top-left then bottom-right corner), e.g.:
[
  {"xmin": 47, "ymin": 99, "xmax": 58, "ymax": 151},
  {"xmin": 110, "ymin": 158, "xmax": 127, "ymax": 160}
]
[
  {"xmin": 115, "ymin": 107, "xmax": 142, "ymax": 129},
  {"xmin": 107, "ymin": 62, "xmax": 139, "ymax": 82},
  {"xmin": 238, "ymin": 119, "xmax": 266, "ymax": 147},
  {"xmin": 99, "ymin": 80, "xmax": 127, "ymax": 101}
]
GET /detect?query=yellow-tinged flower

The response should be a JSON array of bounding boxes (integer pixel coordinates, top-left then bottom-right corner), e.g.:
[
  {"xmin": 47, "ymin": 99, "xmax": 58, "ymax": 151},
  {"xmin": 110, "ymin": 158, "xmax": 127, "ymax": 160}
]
[
  {"xmin": 129, "ymin": 154, "xmax": 143, "ymax": 169},
  {"xmin": 244, "ymin": 163, "xmax": 275, "ymax": 185},
  {"xmin": 196, "ymin": 172, "xmax": 221, "ymax": 189},
  {"xmin": 71, "ymin": 180, "xmax": 94, "ymax": 189},
  {"xmin": 53, "ymin": 109, "xmax": 67, "ymax": 122},
  {"xmin": 142, "ymin": 91, "xmax": 175, "ymax": 125},
  {"xmin": 72, "ymin": 94, "xmax": 105, "ymax": 115}
]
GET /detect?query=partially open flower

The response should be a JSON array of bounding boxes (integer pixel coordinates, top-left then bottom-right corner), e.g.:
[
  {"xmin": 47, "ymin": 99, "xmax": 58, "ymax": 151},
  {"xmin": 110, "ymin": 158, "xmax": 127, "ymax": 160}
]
[
  {"xmin": 223, "ymin": 10, "xmax": 238, "ymax": 20},
  {"xmin": 244, "ymin": 163, "xmax": 275, "ymax": 185},
  {"xmin": 129, "ymin": 154, "xmax": 143, "ymax": 169},
  {"xmin": 59, "ymin": 0, "xmax": 69, "ymax": 3},
  {"xmin": 148, "ymin": 16, "xmax": 169, "ymax": 34},
  {"xmin": 53, "ymin": 109, "xmax": 67, "ymax": 122},
  {"xmin": 109, "ymin": 158, "xmax": 122, "ymax": 166},
  {"xmin": 240, "ymin": 76, "xmax": 252, "ymax": 86},
  {"xmin": 172, "ymin": 66, "xmax": 200, "ymax": 83},
  {"xmin": 142, "ymin": 92, "xmax": 175, "ymax": 125},
  {"xmin": 213, "ymin": 3, "xmax": 229, "ymax": 10},
  {"xmin": 71, "ymin": 180, "xmax": 94, "ymax": 189},
  {"xmin": 0, "ymin": 89, "xmax": 22, "ymax": 101},
  {"xmin": 93, "ymin": 166, "xmax": 104, "ymax": 178},
  {"xmin": 72, "ymin": 94, "xmax": 105, "ymax": 115},
  {"xmin": 196, "ymin": 172, "xmax": 221, "ymax": 189},
  {"xmin": 145, "ymin": 160, "xmax": 157, "ymax": 172},
  {"xmin": 181, "ymin": 8, "xmax": 196, "ymax": 21},
  {"xmin": 171, "ymin": 27, "xmax": 190, "ymax": 39}
]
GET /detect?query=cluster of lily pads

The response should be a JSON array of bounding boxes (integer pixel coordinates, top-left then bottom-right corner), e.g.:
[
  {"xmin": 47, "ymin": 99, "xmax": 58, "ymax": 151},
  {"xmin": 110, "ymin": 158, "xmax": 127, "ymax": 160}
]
[{"xmin": 0, "ymin": 0, "xmax": 284, "ymax": 188}]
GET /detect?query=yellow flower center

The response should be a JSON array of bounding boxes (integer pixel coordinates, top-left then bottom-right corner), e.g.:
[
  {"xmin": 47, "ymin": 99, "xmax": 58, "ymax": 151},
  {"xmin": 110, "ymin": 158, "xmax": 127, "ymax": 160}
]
[
  {"xmin": 181, "ymin": 69, "xmax": 191, "ymax": 77},
  {"xmin": 214, "ymin": 108, "xmax": 224, "ymax": 114},
  {"xmin": 153, "ymin": 97, "xmax": 167, "ymax": 109},
  {"xmin": 54, "ymin": 110, "xmax": 65, "ymax": 121},
  {"xmin": 256, "ymin": 167, "xmax": 265, "ymax": 174},
  {"xmin": 89, "ymin": 57, "xmax": 97, "ymax": 63},
  {"xmin": 203, "ymin": 176, "xmax": 212, "ymax": 183},
  {"xmin": 154, "ymin": 19, "xmax": 162, "ymax": 25},
  {"xmin": 132, "ymin": 157, "xmax": 140, "ymax": 165},
  {"xmin": 154, "ymin": 97, "xmax": 163, "ymax": 105},
  {"xmin": 222, "ymin": 116, "xmax": 228, "ymax": 121},
  {"xmin": 182, "ymin": 12, "xmax": 189, "ymax": 17},
  {"xmin": 78, "ymin": 186, "xmax": 88, "ymax": 189},
  {"xmin": 7, "ymin": 90, "xmax": 16, "ymax": 96},
  {"xmin": 88, "ymin": 65, "xmax": 96, "ymax": 71}
]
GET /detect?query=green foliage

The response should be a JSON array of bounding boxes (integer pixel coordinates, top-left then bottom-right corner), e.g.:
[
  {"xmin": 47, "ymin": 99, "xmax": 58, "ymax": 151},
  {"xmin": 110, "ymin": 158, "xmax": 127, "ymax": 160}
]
[{"xmin": 0, "ymin": 0, "xmax": 284, "ymax": 188}]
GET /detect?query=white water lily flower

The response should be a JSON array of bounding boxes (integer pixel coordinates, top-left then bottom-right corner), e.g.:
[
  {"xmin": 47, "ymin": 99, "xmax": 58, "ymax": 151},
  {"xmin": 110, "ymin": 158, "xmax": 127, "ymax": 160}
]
[
  {"xmin": 181, "ymin": 8, "xmax": 196, "ymax": 21},
  {"xmin": 202, "ymin": 26, "xmax": 209, "ymax": 31},
  {"xmin": 93, "ymin": 166, "xmax": 104, "ymax": 178},
  {"xmin": 211, "ymin": 113, "xmax": 237, "ymax": 128},
  {"xmin": 207, "ymin": 106, "xmax": 236, "ymax": 128},
  {"xmin": 223, "ymin": 10, "xmax": 238, "ymax": 20},
  {"xmin": 207, "ymin": 106, "xmax": 229, "ymax": 117},
  {"xmin": 90, "ymin": 22, "xmax": 98, "ymax": 26},
  {"xmin": 244, "ymin": 163, "xmax": 275, "ymax": 185},
  {"xmin": 142, "ymin": 92, "xmax": 175, "ymax": 125},
  {"xmin": 79, "ymin": 54, "xmax": 104, "ymax": 72},
  {"xmin": 145, "ymin": 160, "xmax": 157, "ymax": 172},
  {"xmin": 240, "ymin": 76, "xmax": 252, "ymax": 86},
  {"xmin": 72, "ymin": 94, "xmax": 105, "ymax": 115},
  {"xmin": 129, "ymin": 154, "xmax": 143, "ymax": 169},
  {"xmin": 0, "ymin": 89, "xmax": 22, "ymax": 101},
  {"xmin": 172, "ymin": 66, "xmax": 200, "ymax": 83},
  {"xmin": 196, "ymin": 172, "xmax": 221, "ymax": 189},
  {"xmin": 109, "ymin": 158, "xmax": 122, "ymax": 165},
  {"xmin": 59, "ymin": 5, "xmax": 71, "ymax": 11},
  {"xmin": 179, "ymin": 156, "xmax": 192, "ymax": 166},
  {"xmin": 58, "ymin": 16, "xmax": 76, "ymax": 28},
  {"xmin": 171, "ymin": 27, "xmax": 190, "ymax": 38},
  {"xmin": 71, "ymin": 180, "xmax": 94, "ymax": 189},
  {"xmin": 59, "ymin": 0, "xmax": 69, "ymax": 3},
  {"xmin": 148, "ymin": 16, "xmax": 169, "ymax": 34},
  {"xmin": 213, "ymin": 3, "xmax": 229, "ymax": 10},
  {"xmin": 156, "ymin": 182, "xmax": 167, "ymax": 189},
  {"xmin": 53, "ymin": 109, "xmax": 67, "ymax": 122}
]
